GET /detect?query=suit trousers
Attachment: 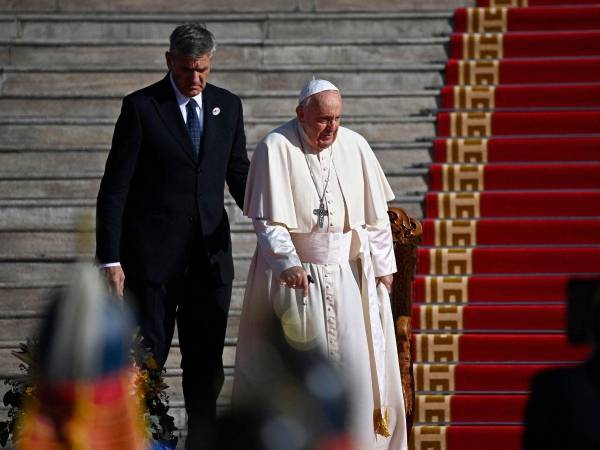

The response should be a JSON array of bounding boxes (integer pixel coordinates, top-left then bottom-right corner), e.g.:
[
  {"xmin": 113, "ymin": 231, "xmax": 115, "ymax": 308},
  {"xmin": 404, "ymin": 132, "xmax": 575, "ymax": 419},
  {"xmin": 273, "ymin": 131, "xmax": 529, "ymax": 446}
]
[{"xmin": 125, "ymin": 242, "xmax": 231, "ymax": 450}]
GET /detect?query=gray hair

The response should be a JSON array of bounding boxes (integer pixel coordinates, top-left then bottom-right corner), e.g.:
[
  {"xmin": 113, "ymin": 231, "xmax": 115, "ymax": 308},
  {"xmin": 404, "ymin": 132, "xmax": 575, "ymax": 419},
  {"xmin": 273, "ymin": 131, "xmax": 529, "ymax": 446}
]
[{"xmin": 169, "ymin": 23, "xmax": 216, "ymax": 58}]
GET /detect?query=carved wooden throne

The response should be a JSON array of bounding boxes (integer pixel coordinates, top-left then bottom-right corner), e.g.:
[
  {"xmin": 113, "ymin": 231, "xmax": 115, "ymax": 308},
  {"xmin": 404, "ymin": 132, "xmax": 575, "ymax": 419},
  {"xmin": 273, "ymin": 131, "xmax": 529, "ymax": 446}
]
[{"xmin": 388, "ymin": 207, "xmax": 422, "ymax": 433}]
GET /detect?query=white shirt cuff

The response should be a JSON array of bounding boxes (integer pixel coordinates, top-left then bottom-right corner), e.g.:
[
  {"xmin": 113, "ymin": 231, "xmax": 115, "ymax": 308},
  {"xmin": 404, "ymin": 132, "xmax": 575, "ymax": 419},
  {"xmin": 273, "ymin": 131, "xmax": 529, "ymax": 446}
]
[{"xmin": 99, "ymin": 262, "xmax": 121, "ymax": 268}]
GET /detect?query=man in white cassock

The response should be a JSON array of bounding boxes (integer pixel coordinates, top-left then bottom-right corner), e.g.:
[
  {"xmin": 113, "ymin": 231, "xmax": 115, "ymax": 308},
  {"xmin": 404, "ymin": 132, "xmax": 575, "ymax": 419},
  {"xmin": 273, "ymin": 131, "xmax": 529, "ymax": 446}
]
[{"xmin": 234, "ymin": 80, "xmax": 408, "ymax": 450}]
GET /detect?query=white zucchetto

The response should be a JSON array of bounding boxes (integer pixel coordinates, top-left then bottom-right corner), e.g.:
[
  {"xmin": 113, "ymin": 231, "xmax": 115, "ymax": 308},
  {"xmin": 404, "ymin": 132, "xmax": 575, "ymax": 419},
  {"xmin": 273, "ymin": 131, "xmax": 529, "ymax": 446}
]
[{"xmin": 298, "ymin": 79, "xmax": 339, "ymax": 104}]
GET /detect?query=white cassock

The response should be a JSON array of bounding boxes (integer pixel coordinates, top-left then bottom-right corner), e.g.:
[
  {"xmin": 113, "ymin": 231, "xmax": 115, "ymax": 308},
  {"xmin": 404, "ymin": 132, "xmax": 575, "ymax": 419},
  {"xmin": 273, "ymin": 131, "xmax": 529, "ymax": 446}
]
[{"xmin": 234, "ymin": 118, "xmax": 408, "ymax": 450}]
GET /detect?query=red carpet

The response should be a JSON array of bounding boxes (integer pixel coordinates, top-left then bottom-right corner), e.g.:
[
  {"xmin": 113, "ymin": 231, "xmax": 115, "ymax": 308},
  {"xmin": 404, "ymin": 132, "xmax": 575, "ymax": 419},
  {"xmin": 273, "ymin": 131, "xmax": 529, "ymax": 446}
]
[
  {"xmin": 429, "ymin": 163, "xmax": 600, "ymax": 190},
  {"xmin": 440, "ymin": 84, "xmax": 600, "ymax": 109},
  {"xmin": 415, "ymin": 334, "xmax": 588, "ymax": 363},
  {"xmin": 437, "ymin": 110, "xmax": 600, "ymax": 136},
  {"xmin": 413, "ymin": 305, "xmax": 566, "ymax": 331},
  {"xmin": 477, "ymin": 0, "xmax": 600, "ymax": 6},
  {"xmin": 451, "ymin": 31, "xmax": 600, "ymax": 59},
  {"xmin": 416, "ymin": 394, "xmax": 528, "ymax": 423},
  {"xmin": 425, "ymin": 191, "xmax": 600, "ymax": 218},
  {"xmin": 455, "ymin": 6, "xmax": 600, "ymax": 32},
  {"xmin": 411, "ymin": 426, "xmax": 523, "ymax": 450},
  {"xmin": 433, "ymin": 137, "xmax": 600, "ymax": 162},
  {"xmin": 412, "ymin": 2, "xmax": 599, "ymax": 448},
  {"xmin": 422, "ymin": 218, "xmax": 600, "ymax": 245},
  {"xmin": 414, "ymin": 363, "xmax": 576, "ymax": 392},
  {"xmin": 446, "ymin": 57, "xmax": 600, "ymax": 85},
  {"xmin": 414, "ymin": 275, "xmax": 579, "ymax": 303},
  {"xmin": 417, "ymin": 247, "xmax": 600, "ymax": 275}
]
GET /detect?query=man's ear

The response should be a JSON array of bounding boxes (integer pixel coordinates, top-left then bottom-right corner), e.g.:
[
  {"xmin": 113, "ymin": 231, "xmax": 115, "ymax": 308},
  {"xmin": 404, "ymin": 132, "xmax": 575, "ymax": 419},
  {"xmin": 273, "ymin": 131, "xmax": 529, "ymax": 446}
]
[
  {"xmin": 165, "ymin": 51, "xmax": 173, "ymax": 70},
  {"xmin": 296, "ymin": 105, "xmax": 304, "ymax": 122}
]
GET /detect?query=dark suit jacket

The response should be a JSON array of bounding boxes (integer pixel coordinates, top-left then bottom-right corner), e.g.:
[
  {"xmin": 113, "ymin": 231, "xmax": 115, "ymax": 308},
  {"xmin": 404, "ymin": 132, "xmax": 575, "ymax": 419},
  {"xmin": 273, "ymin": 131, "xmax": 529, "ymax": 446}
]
[
  {"xmin": 524, "ymin": 355, "xmax": 600, "ymax": 450},
  {"xmin": 96, "ymin": 75, "xmax": 249, "ymax": 283}
]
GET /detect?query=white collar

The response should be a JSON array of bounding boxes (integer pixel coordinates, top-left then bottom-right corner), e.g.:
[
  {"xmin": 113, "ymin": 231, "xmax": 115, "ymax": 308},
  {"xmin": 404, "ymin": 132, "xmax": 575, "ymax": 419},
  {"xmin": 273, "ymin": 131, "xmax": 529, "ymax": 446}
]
[{"xmin": 169, "ymin": 72, "xmax": 203, "ymax": 109}]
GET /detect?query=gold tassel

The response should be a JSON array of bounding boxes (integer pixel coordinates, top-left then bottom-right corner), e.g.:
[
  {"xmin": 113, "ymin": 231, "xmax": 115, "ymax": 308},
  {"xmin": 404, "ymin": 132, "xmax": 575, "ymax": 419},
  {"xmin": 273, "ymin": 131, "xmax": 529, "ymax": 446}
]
[{"xmin": 373, "ymin": 407, "xmax": 391, "ymax": 437}]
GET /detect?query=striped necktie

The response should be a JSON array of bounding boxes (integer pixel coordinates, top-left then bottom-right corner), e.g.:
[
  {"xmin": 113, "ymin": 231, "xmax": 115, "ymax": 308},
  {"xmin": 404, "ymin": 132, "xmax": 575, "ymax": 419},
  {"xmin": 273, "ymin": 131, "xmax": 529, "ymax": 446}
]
[{"xmin": 186, "ymin": 98, "xmax": 202, "ymax": 158}]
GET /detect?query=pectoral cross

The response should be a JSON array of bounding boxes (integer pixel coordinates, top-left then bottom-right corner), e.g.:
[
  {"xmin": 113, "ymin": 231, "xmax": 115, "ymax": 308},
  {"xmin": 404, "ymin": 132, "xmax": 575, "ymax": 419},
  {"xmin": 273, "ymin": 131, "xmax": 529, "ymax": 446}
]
[{"xmin": 313, "ymin": 201, "xmax": 329, "ymax": 229}]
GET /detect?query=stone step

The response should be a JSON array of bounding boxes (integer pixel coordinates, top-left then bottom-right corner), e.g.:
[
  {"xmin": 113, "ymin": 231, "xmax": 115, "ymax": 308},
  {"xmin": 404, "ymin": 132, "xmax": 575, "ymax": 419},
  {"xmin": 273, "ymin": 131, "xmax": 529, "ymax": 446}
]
[
  {"xmin": 0, "ymin": 116, "xmax": 436, "ymax": 146},
  {"xmin": 0, "ymin": 38, "xmax": 449, "ymax": 67},
  {"xmin": 0, "ymin": 284, "xmax": 248, "ymax": 313},
  {"xmin": 0, "ymin": 0, "xmax": 472, "ymax": 14},
  {"xmin": 0, "ymin": 146, "xmax": 433, "ymax": 177},
  {"xmin": 0, "ymin": 12, "xmax": 453, "ymax": 41},
  {"xmin": 0, "ymin": 92, "xmax": 439, "ymax": 119},
  {"xmin": 0, "ymin": 304, "xmax": 242, "ymax": 341},
  {"xmin": 0, "ymin": 65, "xmax": 445, "ymax": 96},
  {"xmin": 0, "ymin": 230, "xmax": 257, "ymax": 259},
  {"xmin": 0, "ymin": 172, "xmax": 428, "ymax": 200},
  {"xmin": 0, "ymin": 198, "xmax": 424, "ymax": 231},
  {"xmin": 0, "ymin": 337, "xmax": 238, "ymax": 376}
]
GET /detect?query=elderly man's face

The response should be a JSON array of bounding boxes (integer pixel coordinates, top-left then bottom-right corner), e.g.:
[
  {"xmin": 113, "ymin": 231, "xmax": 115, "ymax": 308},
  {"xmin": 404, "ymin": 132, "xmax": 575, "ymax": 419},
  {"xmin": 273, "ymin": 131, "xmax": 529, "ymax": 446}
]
[
  {"xmin": 296, "ymin": 90, "xmax": 342, "ymax": 150},
  {"xmin": 165, "ymin": 51, "xmax": 211, "ymax": 97}
]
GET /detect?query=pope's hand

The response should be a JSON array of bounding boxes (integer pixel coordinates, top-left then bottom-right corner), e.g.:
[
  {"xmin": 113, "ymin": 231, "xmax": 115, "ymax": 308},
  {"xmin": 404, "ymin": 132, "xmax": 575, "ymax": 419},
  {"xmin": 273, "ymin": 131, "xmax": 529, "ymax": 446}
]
[
  {"xmin": 102, "ymin": 266, "xmax": 125, "ymax": 299},
  {"xmin": 376, "ymin": 274, "xmax": 393, "ymax": 293},
  {"xmin": 279, "ymin": 266, "xmax": 309, "ymax": 297}
]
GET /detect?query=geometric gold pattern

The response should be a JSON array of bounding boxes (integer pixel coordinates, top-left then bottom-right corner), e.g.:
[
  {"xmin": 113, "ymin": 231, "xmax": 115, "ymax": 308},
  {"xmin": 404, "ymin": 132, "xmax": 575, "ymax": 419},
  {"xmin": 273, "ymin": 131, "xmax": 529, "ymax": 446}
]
[
  {"xmin": 453, "ymin": 86, "xmax": 496, "ymax": 110},
  {"xmin": 410, "ymin": 426, "xmax": 448, "ymax": 450},
  {"xmin": 442, "ymin": 164, "xmax": 485, "ymax": 191},
  {"xmin": 424, "ymin": 276, "xmax": 469, "ymax": 304},
  {"xmin": 434, "ymin": 220, "xmax": 477, "ymax": 246},
  {"xmin": 458, "ymin": 60, "xmax": 500, "ymax": 86},
  {"xmin": 429, "ymin": 248, "xmax": 473, "ymax": 275},
  {"xmin": 445, "ymin": 138, "xmax": 489, "ymax": 163},
  {"xmin": 415, "ymin": 395, "xmax": 452, "ymax": 424},
  {"xmin": 489, "ymin": 0, "xmax": 527, "ymax": 6},
  {"xmin": 449, "ymin": 112, "xmax": 492, "ymax": 137},
  {"xmin": 457, "ymin": 60, "xmax": 500, "ymax": 86},
  {"xmin": 416, "ymin": 335, "xmax": 460, "ymax": 363},
  {"xmin": 462, "ymin": 33, "xmax": 504, "ymax": 60},
  {"xmin": 414, "ymin": 363, "xmax": 457, "ymax": 392},
  {"xmin": 437, "ymin": 192, "xmax": 481, "ymax": 219},
  {"xmin": 466, "ymin": 7, "xmax": 508, "ymax": 33},
  {"xmin": 420, "ymin": 305, "xmax": 465, "ymax": 332}
]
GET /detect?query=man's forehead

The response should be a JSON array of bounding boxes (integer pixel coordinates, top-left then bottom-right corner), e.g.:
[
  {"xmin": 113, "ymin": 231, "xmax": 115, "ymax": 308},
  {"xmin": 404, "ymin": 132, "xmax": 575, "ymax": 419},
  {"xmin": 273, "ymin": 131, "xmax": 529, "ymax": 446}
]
[{"xmin": 177, "ymin": 54, "xmax": 212, "ymax": 67}]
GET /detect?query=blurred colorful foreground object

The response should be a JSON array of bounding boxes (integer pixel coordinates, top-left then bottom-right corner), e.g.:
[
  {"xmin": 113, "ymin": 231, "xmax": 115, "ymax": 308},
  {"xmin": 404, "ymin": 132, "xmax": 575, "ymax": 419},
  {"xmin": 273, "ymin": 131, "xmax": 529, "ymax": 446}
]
[{"xmin": 14, "ymin": 265, "xmax": 153, "ymax": 450}]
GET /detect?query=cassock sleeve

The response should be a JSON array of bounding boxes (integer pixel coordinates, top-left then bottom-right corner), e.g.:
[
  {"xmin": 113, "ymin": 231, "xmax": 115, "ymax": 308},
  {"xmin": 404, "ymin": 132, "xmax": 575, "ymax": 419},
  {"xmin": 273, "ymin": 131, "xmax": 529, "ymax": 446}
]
[
  {"xmin": 253, "ymin": 219, "xmax": 302, "ymax": 277},
  {"xmin": 367, "ymin": 220, "xmax": 397, "ymax": 277}
]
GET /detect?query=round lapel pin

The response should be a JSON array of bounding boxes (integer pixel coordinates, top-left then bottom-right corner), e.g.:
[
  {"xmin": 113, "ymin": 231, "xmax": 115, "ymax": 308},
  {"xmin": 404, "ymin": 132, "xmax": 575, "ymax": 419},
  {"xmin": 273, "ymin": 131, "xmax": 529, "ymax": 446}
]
[{"xmin": 212, "ymin": 107, "xmax": 221, "ymax": 116}]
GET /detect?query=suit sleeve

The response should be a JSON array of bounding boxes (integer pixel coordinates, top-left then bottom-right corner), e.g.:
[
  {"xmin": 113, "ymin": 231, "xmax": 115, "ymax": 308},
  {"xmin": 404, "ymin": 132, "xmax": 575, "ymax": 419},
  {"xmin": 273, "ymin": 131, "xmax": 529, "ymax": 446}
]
[
  {"xmin": 225, "ymin": 96, "xmax": 250, "ymax": 210},
  {"xmin": 96, "ymin": 97, "xmax": 142, "ymax": 264}
]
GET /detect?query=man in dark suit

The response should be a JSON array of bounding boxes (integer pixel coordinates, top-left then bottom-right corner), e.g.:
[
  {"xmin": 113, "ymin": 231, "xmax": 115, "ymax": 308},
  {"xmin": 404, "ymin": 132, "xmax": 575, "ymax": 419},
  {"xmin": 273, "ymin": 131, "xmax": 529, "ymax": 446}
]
[
  {"xmin": 96, "ymin": 23, "xmax": 249, "ymax": 449},
  {"xmin": 524, "ymin": 283, "xmax": 600, "ymax": 450}
]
